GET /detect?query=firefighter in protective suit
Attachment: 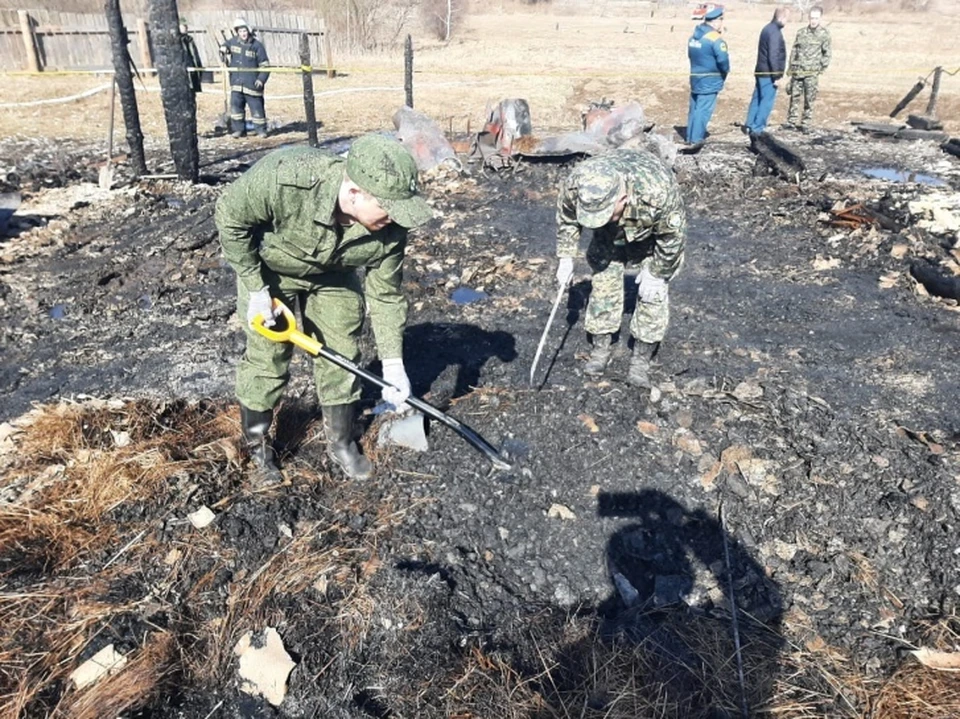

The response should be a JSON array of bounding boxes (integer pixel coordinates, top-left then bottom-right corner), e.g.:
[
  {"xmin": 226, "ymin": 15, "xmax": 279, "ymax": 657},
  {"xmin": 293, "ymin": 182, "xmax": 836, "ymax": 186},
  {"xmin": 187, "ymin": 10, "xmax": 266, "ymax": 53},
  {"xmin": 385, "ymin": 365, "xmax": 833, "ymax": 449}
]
[{"xmin": 220, "ymin": 18, "xmax": 270, "ymax": 138}]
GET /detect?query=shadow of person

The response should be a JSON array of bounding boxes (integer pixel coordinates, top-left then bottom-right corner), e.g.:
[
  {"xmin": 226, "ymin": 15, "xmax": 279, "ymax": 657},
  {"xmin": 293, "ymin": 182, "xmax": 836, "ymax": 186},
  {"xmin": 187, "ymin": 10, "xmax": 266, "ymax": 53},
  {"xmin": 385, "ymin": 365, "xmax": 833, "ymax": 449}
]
[
  {"xmin": 394, "ymin": 322, "xmax": 518, "ymax": 404},
  {"xmin": 528, "ymin": 489, "xmax": 784, "ymax": 719}
]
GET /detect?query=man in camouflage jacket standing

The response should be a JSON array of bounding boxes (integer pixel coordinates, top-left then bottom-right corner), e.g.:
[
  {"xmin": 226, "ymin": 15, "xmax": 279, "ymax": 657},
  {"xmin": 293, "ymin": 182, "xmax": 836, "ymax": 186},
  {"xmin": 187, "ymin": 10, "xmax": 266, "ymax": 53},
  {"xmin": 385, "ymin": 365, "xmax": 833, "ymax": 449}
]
[
  {"xmin": 555, "ymin": 149, "xmax": 686, "ymax": 390},
  {"xmin": 216, "ymin": 135, "xmax": 433, "ymax": 484},
  {"xmin": 785, "ymin": 6, "xmax": 831, "ymax": 132},
  {"xmin": 220, "ymin": 18, "xmax": 270, "ymax": 138}
]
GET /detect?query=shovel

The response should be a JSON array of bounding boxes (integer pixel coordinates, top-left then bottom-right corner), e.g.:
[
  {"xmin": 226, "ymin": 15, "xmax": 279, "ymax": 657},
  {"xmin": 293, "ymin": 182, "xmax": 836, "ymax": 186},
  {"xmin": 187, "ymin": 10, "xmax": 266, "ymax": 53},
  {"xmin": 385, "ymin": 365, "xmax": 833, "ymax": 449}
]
[
  {"xmin": 98, "ymin": 79, "xmax": 117, "ymax": 190},
  {"xmin": 252, "ymin": 299, "xmax": 512, "ymax": 471}
]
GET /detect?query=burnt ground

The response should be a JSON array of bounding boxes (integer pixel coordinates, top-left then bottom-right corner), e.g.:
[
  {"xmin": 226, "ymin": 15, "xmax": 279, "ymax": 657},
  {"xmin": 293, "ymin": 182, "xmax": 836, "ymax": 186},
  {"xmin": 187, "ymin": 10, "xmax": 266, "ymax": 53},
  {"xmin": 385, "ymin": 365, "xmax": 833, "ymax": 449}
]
[{"xmin": 1, "ymin": 127, "xmax": 959, "ymax": 718}]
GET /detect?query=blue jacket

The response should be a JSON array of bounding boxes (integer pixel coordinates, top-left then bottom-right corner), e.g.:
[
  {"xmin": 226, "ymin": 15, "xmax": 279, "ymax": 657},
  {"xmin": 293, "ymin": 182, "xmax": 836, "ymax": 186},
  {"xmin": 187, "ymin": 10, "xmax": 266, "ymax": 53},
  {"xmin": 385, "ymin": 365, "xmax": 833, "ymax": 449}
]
[
  {"xmin": 224, "ymin": 35, "xmax": 270, "ymax": 96},
  {"xmin": 755, "ymin": 20, "xmax": 786, "ymax": 81},
  {"xmin": 688, "ymin": 23, "xmax": 730, "ymax": 94}
]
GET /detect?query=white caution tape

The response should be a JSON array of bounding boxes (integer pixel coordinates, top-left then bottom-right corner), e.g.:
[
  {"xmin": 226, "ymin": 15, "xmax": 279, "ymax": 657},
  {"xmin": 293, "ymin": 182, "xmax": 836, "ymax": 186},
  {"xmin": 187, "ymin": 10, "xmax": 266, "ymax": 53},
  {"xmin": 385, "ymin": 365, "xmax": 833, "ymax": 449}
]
[{"xmin": 0, "ymin": 82, "xmax": 112, "ymax": 108}]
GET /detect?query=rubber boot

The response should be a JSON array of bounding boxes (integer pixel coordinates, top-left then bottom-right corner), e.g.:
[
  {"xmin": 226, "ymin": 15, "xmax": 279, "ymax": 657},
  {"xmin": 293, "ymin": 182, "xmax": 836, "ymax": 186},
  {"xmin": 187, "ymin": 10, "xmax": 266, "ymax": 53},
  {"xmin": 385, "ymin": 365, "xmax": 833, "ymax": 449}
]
[
  {"xmin": 240, "ymin": 405, "xmax": 283, "ymax": 487},
  {"xmin": 584, "ymin": 334, "xmax": 614, "ymax": 377},
  {"xmin": 626, "ymin": 341, "xmax": 658, "ymax": 389},
  {"xmin": 322, "ymin": 404, "xmax": 373, "ymax": 480}
]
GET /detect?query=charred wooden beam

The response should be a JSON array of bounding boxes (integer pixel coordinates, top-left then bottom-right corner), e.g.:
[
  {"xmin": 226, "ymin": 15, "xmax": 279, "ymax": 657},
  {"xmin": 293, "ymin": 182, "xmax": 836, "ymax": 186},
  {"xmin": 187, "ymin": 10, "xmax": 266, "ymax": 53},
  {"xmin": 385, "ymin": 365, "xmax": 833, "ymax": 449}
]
[
  {"xmin": 148, "ymin": 0, "xmax": 198, "ymax": 182},
  {"xmin": 895, "ymin": 128, "xmax": 950, "ymax": 143},
  {"xmin": 749, "ymin": 131, "xmax": 805, "ymax": 182},
  {"xmin": 907, "ymin": 114, "xmax": 944, "ymax": 131},
  {"xmin": 942, "ymin": 138, "xmax": 960, "ymax": 159},
  {"xmin": 910, "ymin": 260, "xmax": 960, "ymax": 301},
  {"xmin": 404, "ymin": 35, "xmax": 414, "ymax": 109},
  {"xmin": 299, "ymin": 33, "xmax": 318, "ymax": 148},
  {"xmin": 925, "ymin": 66, "xmax": 943, "ymax": 117},
  {"xmin": 889, "ymin": 79, "xmax": 925, "ymax": 118},
  {"xmin": 104, "ymin": 0, "xmax": 147, "ymax": 176},
  {"xmin": 854, "ymin": 122, "xmax": 948, "ymax": 142},
  {"xmin": 854, "ymin": 121, "xmax": 902, "ymax": 137}
]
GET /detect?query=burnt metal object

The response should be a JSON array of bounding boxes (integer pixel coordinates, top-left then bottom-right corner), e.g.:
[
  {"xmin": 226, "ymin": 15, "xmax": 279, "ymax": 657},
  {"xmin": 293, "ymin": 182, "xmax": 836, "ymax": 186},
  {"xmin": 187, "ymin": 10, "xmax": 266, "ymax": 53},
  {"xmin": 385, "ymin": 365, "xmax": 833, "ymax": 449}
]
[
  {"xmin": 825, "ymin": 203, "xmax": 900, "ymax": 232},
  {"xmin": 393, "ymin": 106, "xmax": 456, "ymax": 171},
  {"xmin": 910, "ymin": 260, "xmax": 960, "ymax": 301},
  {"xmin": 749, "ymin": 132, "xmax": 805, "ymax": 182}
]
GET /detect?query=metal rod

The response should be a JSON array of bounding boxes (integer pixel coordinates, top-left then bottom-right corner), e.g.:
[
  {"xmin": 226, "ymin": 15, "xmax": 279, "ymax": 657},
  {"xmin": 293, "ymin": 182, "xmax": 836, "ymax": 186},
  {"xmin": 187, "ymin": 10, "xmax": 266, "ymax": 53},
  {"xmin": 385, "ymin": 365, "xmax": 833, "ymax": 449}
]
[{"xmin": 529, "ymin": 280, "xmax": 567, "ymax": 387}]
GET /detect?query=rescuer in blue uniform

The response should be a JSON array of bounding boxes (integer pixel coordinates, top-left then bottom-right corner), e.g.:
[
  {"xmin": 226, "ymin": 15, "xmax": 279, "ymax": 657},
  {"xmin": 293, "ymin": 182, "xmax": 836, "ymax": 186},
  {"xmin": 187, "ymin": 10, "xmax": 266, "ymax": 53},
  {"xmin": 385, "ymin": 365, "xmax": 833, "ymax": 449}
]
[{"xmin": 686, "ymin": 7, "xmax": 730, "ymax": 146}]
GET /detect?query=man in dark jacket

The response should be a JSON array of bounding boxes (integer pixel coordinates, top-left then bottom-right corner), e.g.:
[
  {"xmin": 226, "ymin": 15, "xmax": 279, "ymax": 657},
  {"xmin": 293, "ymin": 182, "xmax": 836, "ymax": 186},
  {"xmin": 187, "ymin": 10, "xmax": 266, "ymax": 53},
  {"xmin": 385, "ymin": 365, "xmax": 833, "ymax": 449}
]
[
  {"xmin": 686, "ymin": 7, "xmax": 729, "ymax": 147},
  {"xmin": 745, "ymin": 8, "xmax": 788, "ymax": 135},
  {"xmin": 179, "ymin": 17, "xmax": 203, "ymax": 94},
  {"xmin": 219, "ymin": 18, "xmax": 270, "ymax": 138}
]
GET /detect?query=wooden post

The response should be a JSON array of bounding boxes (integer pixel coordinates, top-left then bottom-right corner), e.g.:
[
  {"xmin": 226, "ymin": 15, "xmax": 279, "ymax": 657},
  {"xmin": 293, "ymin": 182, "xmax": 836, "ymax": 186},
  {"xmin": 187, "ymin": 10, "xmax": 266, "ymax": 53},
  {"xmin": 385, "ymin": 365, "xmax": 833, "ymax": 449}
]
[
  {"xmin": 18, "ymin": 11, "xmax": 40, "ymax": 73},
  {"xmin": 300, "ymin": 33, "xmax": 318, "ymax": 148},
  {"xmin": 137, "ymin": 17, "xmax": 151, "ymax": 69},
  {"xmin": 404, "ymin": 34, "xmax": 413, "ymax": 109},
  {"xmin": 324, "ymin": 30, "xmax": 335, "ymax": 78},
  {"xmin": 925, "ymin": 66, "xmax": 943, "ymax": 118}
]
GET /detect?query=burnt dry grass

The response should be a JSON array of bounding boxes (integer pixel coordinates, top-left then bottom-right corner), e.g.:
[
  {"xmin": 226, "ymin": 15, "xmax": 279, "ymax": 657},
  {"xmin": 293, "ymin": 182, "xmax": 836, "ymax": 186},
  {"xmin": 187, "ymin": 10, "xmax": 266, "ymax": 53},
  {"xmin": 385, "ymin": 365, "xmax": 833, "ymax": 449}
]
[{"xmin": 0, "ymin": 395, "xmax": 957, "ymax": 718}]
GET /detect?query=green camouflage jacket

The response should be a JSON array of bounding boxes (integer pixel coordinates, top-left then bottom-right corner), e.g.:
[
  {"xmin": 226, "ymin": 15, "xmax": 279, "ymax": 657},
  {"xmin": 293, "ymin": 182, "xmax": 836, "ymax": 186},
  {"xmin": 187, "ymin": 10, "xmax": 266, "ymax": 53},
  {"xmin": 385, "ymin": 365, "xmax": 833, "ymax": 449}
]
[
  {"xmin": 216, "ymin": 146, "xmax": 408, "ymax": 359},
  {"xmin": 556, "ymin": 149, "xmax": 686, "ymax": 280},
  {"xmin": 789, "ymin": 25, "xmax": 831, "ymax": 75}
]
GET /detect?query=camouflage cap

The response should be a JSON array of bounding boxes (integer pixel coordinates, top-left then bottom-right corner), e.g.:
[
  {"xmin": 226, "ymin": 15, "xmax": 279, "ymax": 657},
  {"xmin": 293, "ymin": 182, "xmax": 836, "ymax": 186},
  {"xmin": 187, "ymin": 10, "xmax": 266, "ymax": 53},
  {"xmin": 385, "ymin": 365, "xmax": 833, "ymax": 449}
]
[
  {"xmin": 575, "ymin": 170, "xmax": 623, "ymax": 229},
  {"xmin": 346, "ymin": 134, "xmax": 433, "ymax": 229}
]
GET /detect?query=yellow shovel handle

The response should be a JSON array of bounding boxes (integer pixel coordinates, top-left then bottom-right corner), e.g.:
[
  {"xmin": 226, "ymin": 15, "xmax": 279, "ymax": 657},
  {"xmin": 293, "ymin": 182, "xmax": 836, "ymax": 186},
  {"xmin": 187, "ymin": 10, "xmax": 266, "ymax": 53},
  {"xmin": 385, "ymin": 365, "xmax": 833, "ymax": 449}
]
[{"xmin": 250, "ymin": 298, "xmax": 324, "ymax": 356}]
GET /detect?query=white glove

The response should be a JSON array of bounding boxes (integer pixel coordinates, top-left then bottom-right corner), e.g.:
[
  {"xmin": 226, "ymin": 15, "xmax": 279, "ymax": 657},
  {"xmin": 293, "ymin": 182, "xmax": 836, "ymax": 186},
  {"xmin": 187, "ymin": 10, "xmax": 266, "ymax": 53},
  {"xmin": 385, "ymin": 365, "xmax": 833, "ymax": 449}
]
[
  {"xmin": 556, "ymin": 257, "xmax": 574, "ymax": 287},
  {"xmin": 381, "ymin": 358, "xmax": 411, "ymax": 413},
  {"xmin": 247, "ymin": 286, "xmax": 276, "ymax": 328},
  {"xmin": 635, "ymin": 266, "xmax": 667, "ymax": 304}
]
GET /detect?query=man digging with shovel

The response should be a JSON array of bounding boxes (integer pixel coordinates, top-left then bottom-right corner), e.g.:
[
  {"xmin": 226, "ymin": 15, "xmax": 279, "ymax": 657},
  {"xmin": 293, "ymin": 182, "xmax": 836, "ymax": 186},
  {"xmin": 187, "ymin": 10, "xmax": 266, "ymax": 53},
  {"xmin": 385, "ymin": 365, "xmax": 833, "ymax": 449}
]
[
  {"xmin": 554, "ymin": 149, "xmax": 686, "ymax": 390},
  {"xmin": 215, "ymin": 135, "xmax": 433, "ymax": 485}
]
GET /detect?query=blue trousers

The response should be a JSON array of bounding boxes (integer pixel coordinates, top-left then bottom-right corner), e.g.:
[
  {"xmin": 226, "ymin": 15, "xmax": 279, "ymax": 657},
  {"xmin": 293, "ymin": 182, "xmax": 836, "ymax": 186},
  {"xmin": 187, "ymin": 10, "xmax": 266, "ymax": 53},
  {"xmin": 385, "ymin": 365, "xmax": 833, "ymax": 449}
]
[
  {"xmin": 745, "ymin": 77, "xmax": 778, "ymax": 134},
  {"xmin": 686, "ymin": 92, "xmax": 718, "ymax": 144},
  {"xmin": 230, "ymin": 91, "xmax": 267, "ymax": 135}
]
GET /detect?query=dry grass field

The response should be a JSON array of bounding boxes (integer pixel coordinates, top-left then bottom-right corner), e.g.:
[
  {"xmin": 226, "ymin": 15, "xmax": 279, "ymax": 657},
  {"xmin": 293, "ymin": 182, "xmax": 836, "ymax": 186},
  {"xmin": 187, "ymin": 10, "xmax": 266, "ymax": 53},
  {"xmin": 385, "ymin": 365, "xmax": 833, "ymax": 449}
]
[{"xmin": 1, "ymin": 1, "xmax": 958, "ymax": 143}]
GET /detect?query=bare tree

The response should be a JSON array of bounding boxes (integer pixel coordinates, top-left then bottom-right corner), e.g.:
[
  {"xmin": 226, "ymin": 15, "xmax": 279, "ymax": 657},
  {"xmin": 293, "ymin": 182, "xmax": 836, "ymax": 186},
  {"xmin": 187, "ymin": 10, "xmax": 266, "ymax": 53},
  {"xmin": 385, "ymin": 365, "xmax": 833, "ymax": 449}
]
[
  {"xmin": 104, "ymin": 0, "xmax": 146, "ymax": 176},
  {"xmin": 149, "ymin": 0, "xmax": 198, "ymax": 182},
  {"xmin": 422, "ymin": 0, "xmax": 464, "ymax": 41}
]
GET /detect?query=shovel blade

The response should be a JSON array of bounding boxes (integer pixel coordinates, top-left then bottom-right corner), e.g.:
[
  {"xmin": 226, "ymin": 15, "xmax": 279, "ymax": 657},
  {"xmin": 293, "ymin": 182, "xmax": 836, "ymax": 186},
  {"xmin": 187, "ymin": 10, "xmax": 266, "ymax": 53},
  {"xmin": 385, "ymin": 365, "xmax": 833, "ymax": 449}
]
[
  {"xmin": 0, "ymin": 190, "xmax": 21, "ymax": 234},
  {"xmin": 98, "ymin": 165, "xmax": 113, "ymax": 191}
]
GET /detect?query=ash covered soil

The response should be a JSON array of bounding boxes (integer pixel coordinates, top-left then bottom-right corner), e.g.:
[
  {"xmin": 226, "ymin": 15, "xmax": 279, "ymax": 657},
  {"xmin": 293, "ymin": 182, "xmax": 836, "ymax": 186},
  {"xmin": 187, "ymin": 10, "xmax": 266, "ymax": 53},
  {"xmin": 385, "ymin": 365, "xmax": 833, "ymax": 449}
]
[{"xmin": 1, "ymin": 129, "xmax": 959, "ymax": 718}]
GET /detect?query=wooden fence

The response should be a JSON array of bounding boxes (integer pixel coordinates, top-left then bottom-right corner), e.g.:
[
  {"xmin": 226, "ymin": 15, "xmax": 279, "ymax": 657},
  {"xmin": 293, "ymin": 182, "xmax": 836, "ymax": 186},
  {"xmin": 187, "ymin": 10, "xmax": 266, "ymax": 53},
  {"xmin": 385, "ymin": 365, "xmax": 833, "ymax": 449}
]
[{"xmin": 0, "ymin": 8, "xmax": 328, "ymax": 72}]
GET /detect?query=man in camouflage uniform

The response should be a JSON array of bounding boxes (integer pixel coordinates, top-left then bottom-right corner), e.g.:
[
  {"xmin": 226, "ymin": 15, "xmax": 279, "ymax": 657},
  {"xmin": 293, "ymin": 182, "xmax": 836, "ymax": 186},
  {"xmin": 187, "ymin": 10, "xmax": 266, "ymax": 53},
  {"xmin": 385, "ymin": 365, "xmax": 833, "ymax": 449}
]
[
  {"xmin": 216, "ymin": 135, "xmax": 433, "ymax": 484},
  {"xmin": 219, "ymin": 18, "xmax": 270, "ymax": 138},
  {"xmin": 784, "ymin": 6, "xmax": 831, "ymax": 132},
  {"xmin": 555, "ymin": 149, "xmax": 686, "ymax": 389}
]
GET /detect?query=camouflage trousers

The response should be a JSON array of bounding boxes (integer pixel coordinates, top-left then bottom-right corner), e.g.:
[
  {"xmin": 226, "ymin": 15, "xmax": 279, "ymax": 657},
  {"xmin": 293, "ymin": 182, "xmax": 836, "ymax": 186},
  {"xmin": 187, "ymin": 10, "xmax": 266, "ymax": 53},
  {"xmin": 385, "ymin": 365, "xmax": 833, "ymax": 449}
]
[
  {"xmin": 787, "ymin": 74, "xmax": 819, "ymax": 128},
  {"xmin": 236, "ymin": 268, "xmax": 365, "ymax": 411},
  {"xmin": 584, "ymin": 233, "xmax": 670, "ymax": 343}
]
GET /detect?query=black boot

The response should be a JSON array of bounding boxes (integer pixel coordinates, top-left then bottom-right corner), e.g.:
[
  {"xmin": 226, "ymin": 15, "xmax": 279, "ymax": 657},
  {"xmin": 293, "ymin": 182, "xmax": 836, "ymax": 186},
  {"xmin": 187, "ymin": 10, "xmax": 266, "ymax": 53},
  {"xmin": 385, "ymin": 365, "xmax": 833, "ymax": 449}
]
[
  {"xmin": 322, "ymin": 404, "xmax": 372, "ymax": 480},
  {"xmin": 240, "ymin": 405, "xmax": 283, "ymax": 487},
  {"xmin": 584, "ymin": 334, "xmax": 614, "ymax": 376},
  {"xmin": 626, "ymin": 341, "xmax": 658, "ymax": 389}
]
